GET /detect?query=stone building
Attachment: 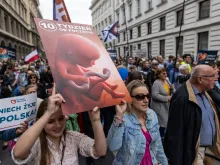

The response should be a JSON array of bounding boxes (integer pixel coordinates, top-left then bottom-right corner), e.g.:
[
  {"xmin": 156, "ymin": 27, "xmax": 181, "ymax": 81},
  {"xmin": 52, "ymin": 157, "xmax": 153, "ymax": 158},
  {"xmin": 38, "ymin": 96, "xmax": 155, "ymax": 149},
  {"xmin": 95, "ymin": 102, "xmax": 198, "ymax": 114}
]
[
  {"xmin": 0, "ymin": 0, "xmax": 43, "ymax": 59},
  {"xmin": 90, "ymin": 0, "xmax": 220, "ymax": 58},
  {"xmin": 90, "ymin": 0, "xmax": 115, "ymax": 49}
]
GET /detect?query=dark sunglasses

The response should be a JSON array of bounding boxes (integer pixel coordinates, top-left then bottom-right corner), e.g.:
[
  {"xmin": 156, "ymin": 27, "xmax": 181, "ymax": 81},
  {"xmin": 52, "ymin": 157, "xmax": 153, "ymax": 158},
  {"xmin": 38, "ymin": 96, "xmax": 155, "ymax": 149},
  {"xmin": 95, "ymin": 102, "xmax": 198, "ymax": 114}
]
[
  {"xmin": 30, "ymin": 77, "xmax": 36, "ymax": 79},
  {"xmin": 131, "ymin": 94, "xmax": 151, "ymax": 101}
]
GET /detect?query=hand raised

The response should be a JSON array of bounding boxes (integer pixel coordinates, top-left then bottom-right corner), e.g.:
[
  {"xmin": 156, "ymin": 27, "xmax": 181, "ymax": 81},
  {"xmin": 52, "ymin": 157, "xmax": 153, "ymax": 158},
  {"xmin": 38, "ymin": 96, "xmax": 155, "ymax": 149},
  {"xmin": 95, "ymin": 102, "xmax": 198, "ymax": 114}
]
[
  {"xmin": 47, "ymin": 84, "xmax": 65, "ymax": 116},
  {"xmin": 115, "ymin": 100, "xmax": 127, "ymax": 118},
  {"xmin": 88, "ymin": 107, "xmax": 100, "ymax": 123}
]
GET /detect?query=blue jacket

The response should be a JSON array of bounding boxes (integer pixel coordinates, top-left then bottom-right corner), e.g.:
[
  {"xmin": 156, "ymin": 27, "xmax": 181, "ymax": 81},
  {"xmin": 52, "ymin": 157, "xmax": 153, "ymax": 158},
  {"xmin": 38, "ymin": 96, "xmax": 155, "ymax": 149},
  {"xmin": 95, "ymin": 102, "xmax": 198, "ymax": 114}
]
[
  {"xmin": 0, "ymin": 128, "xmax": 17, "ymax": 141},
  {"xmin": 107, "ymin": 109, "xmax": 168, "ymax": 165}
]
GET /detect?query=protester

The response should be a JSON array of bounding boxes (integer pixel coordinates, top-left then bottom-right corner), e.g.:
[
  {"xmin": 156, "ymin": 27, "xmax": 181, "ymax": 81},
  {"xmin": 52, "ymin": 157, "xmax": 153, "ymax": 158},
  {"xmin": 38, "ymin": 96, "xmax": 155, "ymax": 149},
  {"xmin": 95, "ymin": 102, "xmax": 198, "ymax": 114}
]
[
  {"xmin": 168, "ymin": 61, "xmax": 180, "ymax": 88},
  {"xmin": 157, "ymin": 55, "xmax": 165, "ymax": 68},
  {"xmin": 12, "ymin": 85, "xmax": 107, "ymax": 165},
  {"xmin": 0, "ymin": 122, "xmax": 28, "ymax": 141},
  {"xmin": 0, "ymin": 58, "xmax": 8, "ymax": 75},
  {"xmin": 176, "ymin": 64, "xmax": 190, "ymax": 88},
  {"xmin": 27, "ymin": 73, "xmax": 47, "ymax": 99},
  {"xmin": 181, "ymin": 54, "xmax": 192, "ymax": 73},
  {"xmin": 107, "ymin": 80, "xmax": 168, "ymax": 165},
  {"xmin": 164, "ymin": 65, "xmax": 220, "ymax": 165},
  {"xmin": 146, "ymin": 60, "xmax": 158, "ymax": 93},
  {"xmin": 151, "ymin": 68, "xmax": 174, "ymax": 138},
  {"xmin": 207, "ymin": 62, "xmax": 220, "ymax": 112},
  {"xmin": 126, "ymin": 71, "xmax": 144, "ymax": 84}
]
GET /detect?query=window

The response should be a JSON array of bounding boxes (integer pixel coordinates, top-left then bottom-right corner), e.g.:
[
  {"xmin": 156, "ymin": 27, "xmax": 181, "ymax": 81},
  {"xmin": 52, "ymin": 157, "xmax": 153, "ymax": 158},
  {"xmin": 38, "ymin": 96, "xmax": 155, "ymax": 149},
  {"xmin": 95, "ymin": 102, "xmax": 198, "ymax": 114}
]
[
  {"xmin": 109, "ymin": 16, "xmax": 112, "ymax": 24},
  {"xmin": 198, "ymin": 31, "xmax": 209, "ymax": 50},
  {"xmin": 176, "ymin": 36, "xmax": 183, "ymax": 56},
  {"xmin": 147, "ymin": 22, "xmax": 152, "ymax": 34},
  {"xmin": 118, "ymin": 33, "xmax": 120, "ymax": 42},
  {"xmin": 105, "ymin": 19, "xmax": 108, "ymax": 26},
  {"xmin": 137, "ymin": 26, "xmax": 141, "ymax": 37},
  {"xmin": 147, "ymin": 42, "xmax": 152, "ymax": 57},
  {"xmin": 118, "ymin": 47, "xmax": 120, "ymax": 56},
  {"xmin": 160, "ymin": 16, "xmax": 166, "ymax": 31},
  {"xmin": 123, "ymin": 31, "xmax": 126, "ymax": 41},
  {"xmin": 137, "ymin": 0, "xmax": 141, "ymax": 15},
  {"xmin": 129, "ymin": 4, "xmax": 132, "ymax": 19},
  {"xmin": 124, "ymin": 47, "xmax": 126, "ymax": 55},
  {"xmin": 199, "ymin": 0, "xmax": 210, "ymax": 19},
  {"xmin": 148, "ymin": 0, "xmax": 152, "ymax": 10},
  {"xmin": 130, "ymin": 29, "xmax": 133, "ymax": 39},
  {"xmin": 11, "ymin": 19, "xmax": 14, "ymax": 34},
  {"xmin": 4, "ymin": 14, "xmax": 8, "ymax": 32},
  {"xmin": 123, "ymin": 9, "xmax": 126, "ymax": 23},
  {"xmin": 160, "ymin": 39, "xmax": 165, "ymax": 58},
  {"xmin": 117, "ymin": 12, "xmax": 120, "ymax": 24},
  {"xmin": 130, "ymin": 45, "xmax": 133, "ymax": 56},
  {"xmin": 138, "ymin": 44, "xmax": 141, "ymax": 50},
  {"xmin": 109, "ymin": 0, "xmax": 111, "ymax": 7},
  {"xmin": 177, "ymin": 10, "xmax": 184, "ymax": 26}
]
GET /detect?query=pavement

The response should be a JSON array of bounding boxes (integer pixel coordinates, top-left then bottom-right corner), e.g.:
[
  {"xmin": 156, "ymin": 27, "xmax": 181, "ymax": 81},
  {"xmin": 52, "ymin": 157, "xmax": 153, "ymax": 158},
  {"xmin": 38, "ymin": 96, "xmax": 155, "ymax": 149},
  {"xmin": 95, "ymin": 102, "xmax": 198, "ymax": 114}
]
[{"xmin": 0, "ymin": 140, "xmax": 114, "ymax": 165}]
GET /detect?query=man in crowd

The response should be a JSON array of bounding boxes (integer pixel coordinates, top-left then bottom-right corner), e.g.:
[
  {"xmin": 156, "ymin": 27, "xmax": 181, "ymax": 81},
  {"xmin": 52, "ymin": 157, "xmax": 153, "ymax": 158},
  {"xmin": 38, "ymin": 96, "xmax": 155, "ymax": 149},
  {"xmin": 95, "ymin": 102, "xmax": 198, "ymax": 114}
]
[
  {"xmin": 157, "ymin": 55, "xmax": 165, "ymax": 68},
  {"xmin": 181, "ymin": 54, "xmax": 192, "ymax": 73},
  {"xmin": 164, "ymin": 65, "xmax": 220, "ymax": 165},
  {"xmin": 147, "ymin": 60, "xmax": 158, "ymax": 93}
]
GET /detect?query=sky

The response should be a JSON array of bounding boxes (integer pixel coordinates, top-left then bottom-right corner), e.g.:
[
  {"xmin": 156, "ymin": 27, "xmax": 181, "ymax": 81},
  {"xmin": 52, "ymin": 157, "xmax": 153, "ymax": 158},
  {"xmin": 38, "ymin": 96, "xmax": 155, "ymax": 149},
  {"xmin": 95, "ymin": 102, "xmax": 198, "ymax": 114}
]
[{"xmin": 39, "ymin": 0, "xmax": 92, "ymax": 25}]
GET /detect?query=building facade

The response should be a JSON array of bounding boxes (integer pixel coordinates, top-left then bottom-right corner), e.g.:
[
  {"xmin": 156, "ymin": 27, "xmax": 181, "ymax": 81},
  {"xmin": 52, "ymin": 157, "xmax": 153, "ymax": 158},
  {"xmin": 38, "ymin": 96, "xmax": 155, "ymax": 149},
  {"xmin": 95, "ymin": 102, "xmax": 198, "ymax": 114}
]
[
  {"xmin": 90, "ymin": 0, "xmax": 220, "ymax": 58},
  {"xmin": 0, "ymin": 0, "xmax": 43, "ymax": 59},
  {"xmin": 90, "ymin": 0, "xmax": 115, "ymax": 49}
]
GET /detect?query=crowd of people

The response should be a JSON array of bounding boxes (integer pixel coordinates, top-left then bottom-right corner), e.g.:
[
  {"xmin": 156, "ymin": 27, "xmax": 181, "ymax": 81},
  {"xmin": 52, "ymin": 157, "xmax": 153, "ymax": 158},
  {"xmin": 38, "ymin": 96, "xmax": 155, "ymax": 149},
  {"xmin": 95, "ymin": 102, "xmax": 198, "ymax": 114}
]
[{"xmin": 0, "ymin": 53, "xmax": 220, "ymax": 165}]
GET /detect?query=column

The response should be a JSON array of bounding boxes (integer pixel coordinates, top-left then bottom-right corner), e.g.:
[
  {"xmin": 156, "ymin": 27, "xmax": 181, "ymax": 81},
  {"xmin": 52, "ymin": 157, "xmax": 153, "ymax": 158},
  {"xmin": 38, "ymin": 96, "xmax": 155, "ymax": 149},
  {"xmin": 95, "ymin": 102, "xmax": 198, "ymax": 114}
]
[
  {"xmin": 0, "ymin": 9, "xmax": 5, "ymax": 30},
  {"xmin": 8, "ymin": 16, "xmax": 12, "ymax": 33},
  {"xmin": 13, "ymin": 20, "xmax": 17, "ymax": 36}
]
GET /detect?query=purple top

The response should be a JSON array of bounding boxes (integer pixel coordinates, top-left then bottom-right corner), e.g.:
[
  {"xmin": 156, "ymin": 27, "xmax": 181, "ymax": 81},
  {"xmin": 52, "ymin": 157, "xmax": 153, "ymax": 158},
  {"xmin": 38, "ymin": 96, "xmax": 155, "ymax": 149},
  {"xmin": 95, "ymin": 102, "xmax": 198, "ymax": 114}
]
[{"xmin": 140, "ymin": 129, "xmax": 153, "ymax": 165}]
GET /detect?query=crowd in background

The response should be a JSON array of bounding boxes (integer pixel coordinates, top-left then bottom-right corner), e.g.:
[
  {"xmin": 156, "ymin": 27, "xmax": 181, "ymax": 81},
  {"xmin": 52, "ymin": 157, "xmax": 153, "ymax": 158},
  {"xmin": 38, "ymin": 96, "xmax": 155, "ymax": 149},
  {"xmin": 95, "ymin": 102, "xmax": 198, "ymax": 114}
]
[{"xmin": 0, "ymin": 52, "xmax": 220, "ymax": 165}]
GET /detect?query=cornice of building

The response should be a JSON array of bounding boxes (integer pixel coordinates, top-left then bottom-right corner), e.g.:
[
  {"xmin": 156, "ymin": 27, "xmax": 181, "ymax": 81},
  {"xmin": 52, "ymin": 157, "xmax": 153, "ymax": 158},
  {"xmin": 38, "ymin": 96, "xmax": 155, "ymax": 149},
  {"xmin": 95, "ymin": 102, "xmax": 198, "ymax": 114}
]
[
  {"xmin": 33, "ymin": 0, "xmax": 40, "ymax": 6},
  {"xmin": 89, "ymin": 0, "xmax": 100, "ymax": 10}
]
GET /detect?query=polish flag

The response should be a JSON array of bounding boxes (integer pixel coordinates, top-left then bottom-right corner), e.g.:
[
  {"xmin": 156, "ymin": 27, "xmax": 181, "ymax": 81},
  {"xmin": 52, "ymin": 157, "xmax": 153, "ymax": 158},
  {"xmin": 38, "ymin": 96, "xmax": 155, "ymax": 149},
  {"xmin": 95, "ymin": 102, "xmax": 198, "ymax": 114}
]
[
  {"xmin": 53, "ymin": 0, "xmax": 71, "ymax": 22},
  {"xmin": 25, "ymin": 50, "xmax": 39, "ymax": 63}
]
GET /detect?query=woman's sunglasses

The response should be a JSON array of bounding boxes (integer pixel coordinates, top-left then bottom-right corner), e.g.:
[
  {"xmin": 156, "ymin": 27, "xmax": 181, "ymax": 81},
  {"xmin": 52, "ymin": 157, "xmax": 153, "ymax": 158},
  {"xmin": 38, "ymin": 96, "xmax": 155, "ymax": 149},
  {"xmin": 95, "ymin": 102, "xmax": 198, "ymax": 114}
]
[
  {"xmin": 30, "ymin": 77, "xmax": 36, "ymax": 79},
  {"xmin": 131, "ymin": 94, "xmax": 151, "ymax": 101}
]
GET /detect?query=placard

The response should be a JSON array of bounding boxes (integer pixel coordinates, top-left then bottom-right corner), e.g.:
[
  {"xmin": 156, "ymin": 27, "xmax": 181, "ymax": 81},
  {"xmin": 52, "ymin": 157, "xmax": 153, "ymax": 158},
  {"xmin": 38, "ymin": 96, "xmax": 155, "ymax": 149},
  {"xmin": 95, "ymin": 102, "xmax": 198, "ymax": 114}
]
[
  {"xmin": 196, "ymin": 50, "xmax": 218, "ymax": 64},
  {"xmin": 0, "ymin": 93, "xmax": 37, "ymax": 131},
  {"xmin": 34, "ymin": 18, "xmax": 131, "ymax": 115},
  {"xmin": 0, "ymin": 46, "xmax": 16, "ymax": 59}
]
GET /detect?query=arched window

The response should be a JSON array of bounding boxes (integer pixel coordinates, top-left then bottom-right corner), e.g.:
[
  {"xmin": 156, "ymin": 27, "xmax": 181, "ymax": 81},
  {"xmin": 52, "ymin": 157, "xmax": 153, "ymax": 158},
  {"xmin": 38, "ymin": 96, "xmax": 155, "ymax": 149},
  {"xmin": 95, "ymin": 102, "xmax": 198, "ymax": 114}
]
[{"xmin": 1, "ymin": 40, "xmax": 5, "ymax": 46}]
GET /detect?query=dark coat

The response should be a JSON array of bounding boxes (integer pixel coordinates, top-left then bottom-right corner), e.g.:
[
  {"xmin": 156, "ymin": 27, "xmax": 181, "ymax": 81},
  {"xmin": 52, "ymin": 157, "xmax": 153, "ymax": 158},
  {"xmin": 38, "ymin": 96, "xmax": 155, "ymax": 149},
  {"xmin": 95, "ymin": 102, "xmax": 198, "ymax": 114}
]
[
  {"xmin": 208, "ymin": 85, "xmax": 220, "ymax": 118},
  {"xmin": 146, "ymin": 69, "xmax": 156, "ymax": 92},
  {"xmin": 164, "ymin": 81, "xmax": 220, "ymax": 165}
]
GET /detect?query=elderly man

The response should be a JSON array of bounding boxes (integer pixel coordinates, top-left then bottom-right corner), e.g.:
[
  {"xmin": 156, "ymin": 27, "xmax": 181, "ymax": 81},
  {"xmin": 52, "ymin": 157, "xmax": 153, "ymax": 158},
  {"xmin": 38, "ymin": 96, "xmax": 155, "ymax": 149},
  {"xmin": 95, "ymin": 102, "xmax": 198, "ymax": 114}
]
[
  {"xmin": 157, "ymin": 55, "xmax": 165, "ymax": 68},
  {"xmin": 147, "ymin": 60, "xmax": 158, "ymax": 93},
  {"xmin": 164, "ymin": 65, "xmax": 220, "ymax": 165},
  {"xmin": 175, "ymin": 64, "xmax": 191, "ymax": 88}
]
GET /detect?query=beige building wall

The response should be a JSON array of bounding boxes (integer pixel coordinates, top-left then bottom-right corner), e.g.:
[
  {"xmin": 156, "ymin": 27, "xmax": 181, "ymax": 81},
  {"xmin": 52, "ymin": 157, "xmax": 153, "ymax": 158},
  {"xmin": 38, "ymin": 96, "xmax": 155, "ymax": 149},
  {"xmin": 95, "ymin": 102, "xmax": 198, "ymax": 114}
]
[{"xmin": 0, "ymin": 0, "xmax": 43, "ymax": 59}]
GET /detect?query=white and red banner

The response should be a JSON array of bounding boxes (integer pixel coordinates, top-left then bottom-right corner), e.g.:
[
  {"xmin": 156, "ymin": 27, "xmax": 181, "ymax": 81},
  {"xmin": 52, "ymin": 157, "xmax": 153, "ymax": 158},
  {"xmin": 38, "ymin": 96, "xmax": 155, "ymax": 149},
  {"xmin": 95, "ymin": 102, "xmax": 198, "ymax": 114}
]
[
  {"xmin": 24, "ymin": 50, "xmax": 39, "ymax": 63},
  {"xmin": 53, "ymin": 0, "xmax": 71, "ymax": 22},
  {"xmin": 0, "ymin": 93, "xmax": 37, "ymax": 131}
]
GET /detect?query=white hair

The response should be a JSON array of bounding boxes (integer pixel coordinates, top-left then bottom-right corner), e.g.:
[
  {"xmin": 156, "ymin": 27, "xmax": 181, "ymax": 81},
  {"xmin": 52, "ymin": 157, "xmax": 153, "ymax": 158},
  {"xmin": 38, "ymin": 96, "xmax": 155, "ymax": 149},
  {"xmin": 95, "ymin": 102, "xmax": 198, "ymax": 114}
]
[{"xmin": 179, "ymin": 64, "xmax": 189, "ymax": 72}]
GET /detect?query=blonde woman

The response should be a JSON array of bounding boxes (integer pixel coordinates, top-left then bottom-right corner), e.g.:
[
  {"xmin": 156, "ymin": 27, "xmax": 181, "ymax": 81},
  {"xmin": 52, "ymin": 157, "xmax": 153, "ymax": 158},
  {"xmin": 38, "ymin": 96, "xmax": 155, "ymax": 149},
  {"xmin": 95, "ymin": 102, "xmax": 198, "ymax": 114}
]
[{"xmin": 107, "ymin": 80, "xmax": 168, "ymax": 165}]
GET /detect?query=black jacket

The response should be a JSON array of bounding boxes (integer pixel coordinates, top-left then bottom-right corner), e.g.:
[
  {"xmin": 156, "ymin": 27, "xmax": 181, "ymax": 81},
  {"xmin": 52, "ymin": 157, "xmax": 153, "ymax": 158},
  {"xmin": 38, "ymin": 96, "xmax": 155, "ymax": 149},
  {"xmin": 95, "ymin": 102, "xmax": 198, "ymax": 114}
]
[
  {"xmin": 208, "ymin": 85, "xmax": 220, "ymax": 118},
  {"xmin": 146, "ymin": 69, "xmax": 156, "ymax": 92},
  {"xmin": 164, "ymin": 81, "xmax": 220, "ymax": 165}
]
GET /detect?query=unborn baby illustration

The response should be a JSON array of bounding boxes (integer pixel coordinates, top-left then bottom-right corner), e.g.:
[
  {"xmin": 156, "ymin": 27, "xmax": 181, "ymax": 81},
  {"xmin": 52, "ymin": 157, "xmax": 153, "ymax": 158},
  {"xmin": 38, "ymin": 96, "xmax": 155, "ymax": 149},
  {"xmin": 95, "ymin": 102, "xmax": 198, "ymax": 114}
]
[{"xmin": 54, "ymin": 33, "xmax": 125, "ymax": 113}]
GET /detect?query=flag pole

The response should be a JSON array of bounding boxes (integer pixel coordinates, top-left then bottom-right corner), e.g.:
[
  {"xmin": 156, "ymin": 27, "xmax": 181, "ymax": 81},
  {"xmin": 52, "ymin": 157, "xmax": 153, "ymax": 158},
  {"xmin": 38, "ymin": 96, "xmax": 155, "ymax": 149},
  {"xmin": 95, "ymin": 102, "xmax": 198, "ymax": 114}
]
[{"xmin": 122, "ymin": 0, "xmax": 129, "ymax": 66}]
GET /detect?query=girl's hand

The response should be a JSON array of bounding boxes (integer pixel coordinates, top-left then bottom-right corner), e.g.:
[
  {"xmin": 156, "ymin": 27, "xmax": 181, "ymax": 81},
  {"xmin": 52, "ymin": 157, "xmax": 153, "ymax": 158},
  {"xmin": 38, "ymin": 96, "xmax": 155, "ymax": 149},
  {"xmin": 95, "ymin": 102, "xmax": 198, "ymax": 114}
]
[
  {"xmin": 47, "ymin": 84, "xmax": 65, "ymax": 116},
  {"xmin": 115, "ymin": 100, "xmax": 127, "ymax": 118},
  {"xmin": 88, "ymin": 107, "xmax": 100, "ymax": 123}
]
